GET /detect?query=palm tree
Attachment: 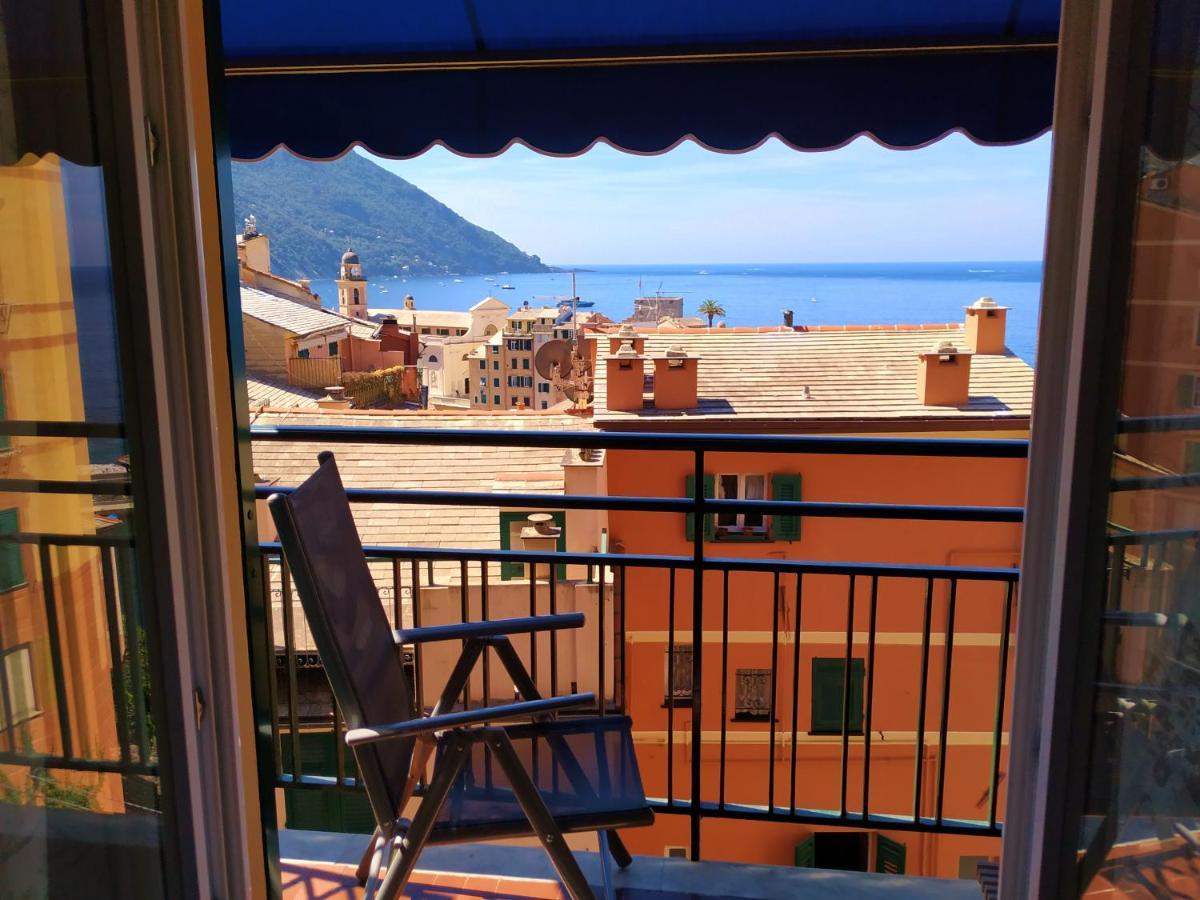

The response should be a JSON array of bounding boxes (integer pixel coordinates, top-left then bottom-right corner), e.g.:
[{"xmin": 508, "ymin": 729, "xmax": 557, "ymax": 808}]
[{"xmin": 698, "ymin": 298, "xmax": 726, "ymax": 327}]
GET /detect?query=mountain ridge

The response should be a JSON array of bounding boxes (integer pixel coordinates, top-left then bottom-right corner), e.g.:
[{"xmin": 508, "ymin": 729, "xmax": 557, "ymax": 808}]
[{"xmin": 231, "ymin": 152, "xmax": 550, "ymax": 279}]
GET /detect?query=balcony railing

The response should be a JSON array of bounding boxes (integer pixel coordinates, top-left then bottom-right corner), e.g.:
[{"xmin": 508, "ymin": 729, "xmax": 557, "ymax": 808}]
[{"xmin": 247, "ymin": 425, "xmax": 1029, "ymax": 863}]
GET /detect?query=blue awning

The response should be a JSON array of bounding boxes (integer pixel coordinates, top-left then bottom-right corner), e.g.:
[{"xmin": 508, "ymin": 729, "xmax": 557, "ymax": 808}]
[{"xmin": 221, "ymin": 1, "xmax": 1060, "ymax": 161}]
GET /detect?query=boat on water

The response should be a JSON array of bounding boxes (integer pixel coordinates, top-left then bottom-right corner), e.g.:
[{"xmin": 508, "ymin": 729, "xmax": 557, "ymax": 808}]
[
  {"xmin": 484, "ymin": 276, "xmax": 495, "ymax": 282},
  {"xmin": 453, "ymin": 278, "xmax": 463, "ymax": 283},
  {"xmin": 500, "ymin": 283, "xmax": 515, "ymax": 290}
]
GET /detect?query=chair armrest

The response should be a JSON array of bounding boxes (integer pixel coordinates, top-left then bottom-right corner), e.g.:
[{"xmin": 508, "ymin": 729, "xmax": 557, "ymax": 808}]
[
  {"xmin": 393, "ymin": 613, "xmax": 585, "ymax": 646},
  {"xmin": 345, "ymin": 692, "xmax": 595, "ymax": 747}
]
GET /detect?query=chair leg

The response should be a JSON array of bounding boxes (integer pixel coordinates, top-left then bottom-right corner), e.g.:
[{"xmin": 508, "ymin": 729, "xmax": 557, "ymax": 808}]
[
  {"xmin": 485, "ymin": 728, "xmax": 594, "ymax": 900},
  {"xmin": 356, "ymin": 827, "xmax": 381, "ymax": 885},
  {"xmin": 362, "ymin": 832, "xmax": 395, "ymax": 900},
  {"xmin": 605, "ymin": 829, "xmax": 633, "ymax": 869},
  {"xmin": 375, "ymin": 735, "xmax": 469, "ymax": 900},
  {"xmin": 597, "ymin": 830, "xmax": 615, "ymax": 900}
]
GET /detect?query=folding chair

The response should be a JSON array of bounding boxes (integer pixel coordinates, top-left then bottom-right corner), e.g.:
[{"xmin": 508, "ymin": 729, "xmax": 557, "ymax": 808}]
[{"xmin": 268, "ymin": 451, "xmax": 652, "ymax": 900}]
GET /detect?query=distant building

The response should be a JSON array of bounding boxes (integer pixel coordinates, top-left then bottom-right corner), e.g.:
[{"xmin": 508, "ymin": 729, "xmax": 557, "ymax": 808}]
[
  {"xmin": 469, "ymin": 302, "xmax": 578, "ymax": 411},
  {"xmin": 237, "ymin": 224, "xmax": 419, "ymax": 399},
  {"xmin": 627, "ymin": 294, "xmax": 683, "ymax": 323}
]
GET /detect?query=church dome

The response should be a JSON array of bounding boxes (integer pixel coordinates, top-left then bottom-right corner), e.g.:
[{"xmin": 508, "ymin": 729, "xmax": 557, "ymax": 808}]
[{"xmin": 341, "ymin": 249, "xmax": 360, "ymax": 266}]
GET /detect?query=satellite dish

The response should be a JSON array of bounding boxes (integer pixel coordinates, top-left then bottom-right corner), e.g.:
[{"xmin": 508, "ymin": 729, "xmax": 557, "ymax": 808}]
[{"xmin": 534, "ymin": 339, "xmax": 572, "ymax": 380}]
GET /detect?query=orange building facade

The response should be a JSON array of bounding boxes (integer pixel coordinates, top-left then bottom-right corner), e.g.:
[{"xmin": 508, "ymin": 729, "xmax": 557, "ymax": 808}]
[{"xmin": 588, "ymin": 315, "xmax": 1034, "ymax": 879}]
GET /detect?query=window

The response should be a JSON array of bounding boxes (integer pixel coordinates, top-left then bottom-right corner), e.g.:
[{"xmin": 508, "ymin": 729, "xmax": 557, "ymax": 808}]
[
  {"xmin": 664, "ymin": 644, "xmax": 693, "ymax": 705},
  {"xmin": 0, "ymin": 645, "xmax": 39, "ymax": 729},
  {"xmin": 716, "ymin": 474, "xmax": 767, "ymax": 534},
  {"xmin": 437, "ymin": 328, "xmax": 449, "ymax": 336},
  {"xmin": 1178, "ymin": 373, "xmax": 1200, "ymax": 408},
  {"xmin": 541, "ymin": 401, "xmax": 548, "ymax": 409},
  {"xmin": 684, "ymin": 473, "xmax": 801, "ymax": 542},
  {"xmin": 0, "ymin": 372, "xmax": 8, "ymax": 452},
  {"xmin": 478, "ymin": 360, "xmax": 485, "ymax": 369},
  {"xmin": 0, "ymin": 508, "xmax": 25, "ymax": 592},
  {"xmin": 511, "ymin": 359, "xmax": 518, "ymax": 369},
  {"xmin": 523, "ymin": 358, "xmax": 529, "ymax": 369},
  {"xmin": 498, "ymin": 511, "xmax": 566, "ymax": 580},
  {"xmin": 327, "ymin": 340, "xmax": 338, "ymax": 357},
  {"xmin": 493, "ymin": 360, "xmax": 499, "ymax": 370},
  {"xmin": 352, "ymin": 287, "xmax": 359, "ymax": 304},
  {"xmin": 491, "ymin": 344, "xmax": 499, "ymax": 354},
  {"xmin": 493, "ymin": 395, "xmax": 500, "ymax": 405},
  {"xmin": 734, "ymin": 668, "xmax": 773, "ymax": 720},
  {"xmin": 297, "ymin": 348, "xmax": 310, "ymax": 359},
  {"xmin": 493, "ymin": 378, "xmax": 500, "ymax": 388},
  {"xmin": 1186, "ymin": 441, "xmax": 1200, "ymax": 474},
  {"xmin": 538, "ymin": 382, "xmax": 549, "ymax": 393},
  {"xmin": 811, "ymin": 658, "xmax": 865, "ymax": 734},
  {"xmin": 421, "ymin": 327, "xmax": 430, "ymax": 334}
]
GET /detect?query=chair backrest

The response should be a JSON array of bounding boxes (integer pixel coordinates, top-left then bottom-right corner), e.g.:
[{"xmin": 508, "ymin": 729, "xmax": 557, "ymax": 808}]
[{"xmin": 267, "ymin": 451, "xmax": 413, "ymax": 825}]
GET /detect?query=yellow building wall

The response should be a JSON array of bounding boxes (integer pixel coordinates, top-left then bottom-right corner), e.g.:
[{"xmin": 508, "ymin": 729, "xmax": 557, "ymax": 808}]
[{"xmin": 0, "ymin": 156, "xmax": 123, "ymax": 812}]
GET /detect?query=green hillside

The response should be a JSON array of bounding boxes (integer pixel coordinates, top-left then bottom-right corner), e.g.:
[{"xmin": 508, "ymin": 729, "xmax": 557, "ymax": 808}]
[{"xmin": 230, "ymin": 152, "xmax": 550, "ymax": 278}]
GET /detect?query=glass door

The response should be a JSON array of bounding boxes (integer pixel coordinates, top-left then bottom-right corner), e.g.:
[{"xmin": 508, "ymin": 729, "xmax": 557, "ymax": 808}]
[
  {"xmin": 0, "ymin": 1, "xmax": 196, "ymax": 896},
  {"xmin": 1077, "ymin": 2, "xmax": 1200, "ymax": 894}
]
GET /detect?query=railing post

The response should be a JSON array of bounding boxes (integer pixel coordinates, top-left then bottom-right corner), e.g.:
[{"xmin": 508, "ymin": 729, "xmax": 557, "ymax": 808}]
[{"xmin": 690, "ymin": 449, "xmax": 705, "ymax": 861}]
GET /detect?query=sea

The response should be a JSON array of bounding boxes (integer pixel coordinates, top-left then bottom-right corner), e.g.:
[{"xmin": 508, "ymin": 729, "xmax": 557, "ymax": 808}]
[
  {"xmin": 70, "ymin": 261, "xmax": 1041, "ymax": 465},
  {"xmin": 308, "ymin": 261, "xmax": 1042, "ymax": 364}
]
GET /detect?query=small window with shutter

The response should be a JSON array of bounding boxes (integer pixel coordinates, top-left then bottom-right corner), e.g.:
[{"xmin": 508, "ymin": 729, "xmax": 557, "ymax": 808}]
[
  {"xmin": 664, "ymin": 644, "xmax": 693, "ymax": 706},
  {"xmin": 734, "ymin": 668, "xmax": 772, "ymax": 720},
  {"xmin": 811, "ymin": 657, "xmax": 865, "ymax": 734},
  {"xmin": 1177, "ymin": 373, "xmax": 1200, "ymax": 408}
]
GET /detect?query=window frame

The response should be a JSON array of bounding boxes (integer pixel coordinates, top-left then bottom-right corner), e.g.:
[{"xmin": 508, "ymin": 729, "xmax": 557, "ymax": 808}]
[
  {"xmin": 733, "ymin": 667, "xmax": 773, "ymax": 721},
  {"xmin": 663, "ymin": 644, "xmax": 694, "ymax": 707},
  {"xmin": 0, "ymin": 643, "xmax": 41, "ymax": 729},
  {"xmin": 715, "ymin": 473, "xmax": 769, "ymax": 536}
]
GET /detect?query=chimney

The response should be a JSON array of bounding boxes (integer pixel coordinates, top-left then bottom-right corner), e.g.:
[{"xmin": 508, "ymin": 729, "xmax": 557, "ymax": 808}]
[
  {"xmin": 605, "ymin": 340, "xmax": 646, "ymax": 411},
  {"xmin": 964, "ymin": 296, "xmax": 1008, "ymax": 354},
  {"xmin": 519, "ymin": 513, "xmax": 561, "ymax": 554},
  {"xmin": 782, "ymin": 309, "xmax": 794, "ymax": 328},
  {"xmin": 608, "ymin": 323, "xmax": 645, "ymax": 355},
  {"xmin": 652, "ymin": 345, "xmax": 699, "ymax": 410},
  {"xmin": 377, "ymin": 314, "xmax": 409, "ymax": 352},
  {"xmin": 917, "ymin": 341, "xmax": 972, "ymax": 406},
  {"xmin": 316, "ymin": 385, "xmax": 352, "ymax": 410}
]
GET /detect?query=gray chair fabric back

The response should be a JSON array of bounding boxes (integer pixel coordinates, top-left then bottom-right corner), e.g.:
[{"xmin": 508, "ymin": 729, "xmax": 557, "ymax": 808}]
[{"xmin": 268, "ymin": 451, "xmax": 414, "ymax": 825}]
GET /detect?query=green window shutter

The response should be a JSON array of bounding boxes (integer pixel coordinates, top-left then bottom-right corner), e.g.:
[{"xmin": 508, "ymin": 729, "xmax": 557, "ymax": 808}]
[
  {"xmin": 771, "ymin": 473, "xmax": 802, "ymax": 541},
  {"xmin": 0, "ymin": 508, "xmax": 24, "ymax": 592},
  {"xmin": 1187, "ymin": 443, "xmax": 1200, "ymax": 474},
  {"xmin": 683, "ymin": 474, "xmax": 716, "ymax": 541},
  {"xmin": 794, "ymin": 836, "xmax": 815, "ymax": 868},
  {"xmin": 811, "ymin": 658, "xmax": 865, "ymax": 733},
  {"xmin": 1178, "ymin": 374, "xmax": 1198, "ymax": 408},
  {"xmin": 876, "ymin": 834, "xmax": 906, "ymax": 874}
]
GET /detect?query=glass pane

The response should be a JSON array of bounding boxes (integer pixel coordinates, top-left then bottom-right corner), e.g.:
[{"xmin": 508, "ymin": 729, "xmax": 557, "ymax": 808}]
[
  {"xmin": 717, "ymin": 475, "xmax": 739, "ymax": 526},
  {"xmin": 744, "ymin": 475, "xmax": 765, "ymax": 528},
  {"xmin": 0, "ymin": 4, "xmax": 170, "ymax": 897},
  {"xmin": 1078, "ymin": 3, "xmax": 1200, "ymax": 893}
]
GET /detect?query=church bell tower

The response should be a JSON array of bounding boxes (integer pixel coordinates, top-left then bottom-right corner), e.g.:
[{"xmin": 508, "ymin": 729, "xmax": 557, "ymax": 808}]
[{"xmin": 337, "ymin": 248, "xmax": 368, "ymax": 319}]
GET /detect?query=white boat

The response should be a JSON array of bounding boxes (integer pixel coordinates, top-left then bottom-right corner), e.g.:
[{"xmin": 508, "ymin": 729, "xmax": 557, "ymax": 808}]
[
  {"xmin": 484, "ymin": 277, "xmax": 495, "ymax": 282},
  {"xmin": 453, "ymin": 278, "xmax": 463, "ymax": 283},
  {"xmin": 500, "ymin": 283, "xmax": 515, "ymax": 290}
]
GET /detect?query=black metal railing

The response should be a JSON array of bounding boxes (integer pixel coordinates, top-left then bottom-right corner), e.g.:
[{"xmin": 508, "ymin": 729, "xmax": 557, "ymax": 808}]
[
  {"xmin": 0, "ymin": 531, "xmax": 158, "ymax": 780},
  {"xmin": 250, "ymin": 425, "xmax": 1027, "ymax": 858}
]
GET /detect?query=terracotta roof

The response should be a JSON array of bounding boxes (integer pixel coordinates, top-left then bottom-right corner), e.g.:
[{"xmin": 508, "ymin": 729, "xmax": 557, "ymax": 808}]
[
  {"xmin": 592, "ymin": 328, "xmax": 1034, "ymax": 428},
  {"xmin": 508, "ymin": 307, "xmax": 560, "ymax": 321},
  {"xmin": 372, "ymin": 308, "xmax": 472, "ymax": 328},
  {"xmin": 240, "ymin": 286, "xmax": 351, "ymax": 338},
  {"xmin": 253, "ymin": 409, "xmax": 593, "ymax": 651},
  {"xmin": 246, "ymin": 376, "xmax": 322, "ymax": 410}
]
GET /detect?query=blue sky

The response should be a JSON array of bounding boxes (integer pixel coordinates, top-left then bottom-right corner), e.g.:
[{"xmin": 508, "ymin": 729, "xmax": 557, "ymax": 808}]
[{"xmin": 367, "ymin": 134, "xmax": 1051, "ymax": 266}]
